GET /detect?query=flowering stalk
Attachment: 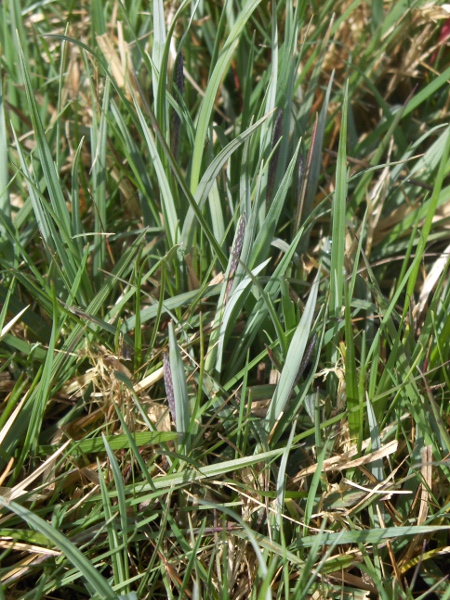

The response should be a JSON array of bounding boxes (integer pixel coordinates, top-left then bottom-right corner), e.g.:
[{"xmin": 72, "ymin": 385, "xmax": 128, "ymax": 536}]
[
  {"xmin": 163, "ymin": 353, "xmax": 176, "ymax": 426},
  {"xmin": 224, "ymin": 212, "xmax": 246, "ymax": 305},
  {"xmin": 267, "ymin": 109, "xmax": 283, "ymax": 202},
  {"xmin": 171, "ymin": 51, "xmax": 185, "ymax": 159}
]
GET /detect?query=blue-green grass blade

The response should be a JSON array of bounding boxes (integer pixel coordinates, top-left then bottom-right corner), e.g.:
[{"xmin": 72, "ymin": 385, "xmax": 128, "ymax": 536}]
[
  {"xmin": 258, "ymin": 1, "xmax": 278, "ymax": 213},
  {"xmin": 206, "ymin": 174, "xmax": 225, "ymax": 254},
  {"xmin": 250, "ymin": 139, "xmax": 301, "ymax": 267},
  {"xmin": 168, "ymin": 321, "xmax": 190, "ymax": 438},
  {"xmin": 152, "ymin": 0, "xmax": 166, "ymax": 104},
  {"xmin": 214, "ymin": 259, "xmax": 271, "ymax": 374},
  {"xmin": 0, "ymin": 73, "xmax": 10, "ymax": 229},
  {"xmin": 328, "ymin": 82, "xmax": 348, "ymax": 400},
  {"xmin": 275, "ymin": 417, "xmax": 297, "ymax": 534},
  {"xmin": 70, "ymin": 137, "xmax": 86, "ymax": 253},
  {"xmin": 225, "ymin": 222, "xmax": 309, "ymax": 378},
  {"xmin": 154, "ymin": 0, "xmax": 192, "ymax": 129},
  {"xmin": 91, "ymin": 0, "xmax": 106, "ymax": 35},
  {"xmin": 267, "ymin": 274, "xmax": 319, "ymax": 430},
  {"xmin": 91, "ymin": 77, "xmax": 110, "ymax": 284},
  {"xmin": 292, "ymin": 525, "xmax": 450, "ymax": 550},
  {"xmin": 12, "ymin": 126, "xmax": 52, "ymax": 254}
]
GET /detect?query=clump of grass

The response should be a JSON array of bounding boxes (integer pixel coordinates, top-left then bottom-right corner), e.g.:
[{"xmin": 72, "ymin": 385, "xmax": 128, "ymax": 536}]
[{"xmin": 1, "ymin": 1, "xmax": 450, "ymax": 599}]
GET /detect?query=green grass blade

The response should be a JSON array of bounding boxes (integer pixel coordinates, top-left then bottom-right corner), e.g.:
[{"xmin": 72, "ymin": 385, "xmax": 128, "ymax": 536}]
[
  {"xmin": 189, "ymin": 0, "xmax": 262, "ymax": 193},
  {"xmin": 293, "ymin": 525, "xmax": 450, "ymax": 550},
  {"xmin": 181, "ymin": 113, "xmax": 270, "ymax": 250},
  {"xmin": 214, "ymin": 259, "xmax": 271, "ymax": 374},
  {"xmin": 0, "ymin": 497, "xmax": 118, "ymax": 599},
  {"xmin": 18, "ymin": 47, "xmax": 73, "ymax": 248},
  {"xmin": 404, "ymin": 126, "xmax": 450, "ymax": 316},
  {"xmin": 91, "ymin": 77, "xmax": 110, "ymax": 284},
  {"xmin": 102, "ymin": 435, "xmax": 130, "ymax": 592},
  {"xmin": 132, "ymin": 94, "xmax": 180, "ymax": 246},
  {"xmin": 168, "ymin": 321, "xmax": 190, "ymax": 439},
  {"xmin": 0, "ymin": 73, "xmax": 10, "ymax": 226},
  {"xmin": 328, "ymin": 81, "xmax": 348, "ymax": 399},
  {"xmin": 97, "ymin": 455, "xmax": 125, "ymax": 590},
  {"xmin": 267, "ymin": 274, "xmax": 319, "ymax": 431},
  {"xmin": 344, "ymin": 282, "xmax": 361, "ymax": 446},
  {"xmin": 152, "ymin": 0, "xmax": 166, "ymax": 104}
]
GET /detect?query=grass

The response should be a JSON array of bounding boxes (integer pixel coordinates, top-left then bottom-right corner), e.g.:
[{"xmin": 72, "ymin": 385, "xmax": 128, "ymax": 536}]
[{"xmin": 1, "ymin": 0, "xmax": 450, "ymax": 598}]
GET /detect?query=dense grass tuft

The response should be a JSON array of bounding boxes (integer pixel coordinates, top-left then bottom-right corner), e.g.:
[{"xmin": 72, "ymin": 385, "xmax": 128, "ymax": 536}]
[{"xmin": 1, "ymin": 1, "xmax": 450, "ymax": 598}]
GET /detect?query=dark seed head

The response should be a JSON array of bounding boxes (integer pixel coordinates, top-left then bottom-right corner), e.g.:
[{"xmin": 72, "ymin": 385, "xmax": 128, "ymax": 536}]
[
  {"xmin": 173, "ymin": 51, "xmax": 185, "ymax": 96},
  {"xmin": 267, "ymin": 109, "xmax": 283, "ymax": 202},
  {"xmin": 225, "ymin": 212, "xmax": 247, "ymax": 304},
  {"xmin": 163, "ymin": 353, "xmax": 176, "ymax": 426},
  {"xmin": 171, "ymin": 52, "xmax": 185, "ymax": 159}
]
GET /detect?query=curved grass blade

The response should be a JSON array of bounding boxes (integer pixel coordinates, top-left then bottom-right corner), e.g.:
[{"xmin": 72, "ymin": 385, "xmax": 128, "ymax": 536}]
[
  {"xmin": 189, "ymin": 0, "xmax": 263, "ymax": 194},
  {"xmin": 267, "ymin": 273, "xmax": 320, "ymax": 431},
  {"xmin": 17, "ymin": 45, "xmax": 83, "ymax": 289},
  {"xmin": 168, "ymin": 321, "xmax": 190, "ymax": 439},
  {"xmin": 250, "ymin": 139, "xmax": 301, "ymax": 267},
  {"xmin": 0, "ymin": 497, "xmax": 118, "ymax": 599},
  {"xmin": 181, "ymin": 113, "xmax": 270, "ymax": 251},
  {"xmin": 214, "ymin": 259, "xmax": 271, "ymax": 375}
]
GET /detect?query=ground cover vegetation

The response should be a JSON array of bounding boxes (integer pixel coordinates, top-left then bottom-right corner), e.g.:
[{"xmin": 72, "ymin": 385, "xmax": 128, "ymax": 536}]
[{"xmin": 1, "ymin": 0, "xmax": 450, "ymax": 598}]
